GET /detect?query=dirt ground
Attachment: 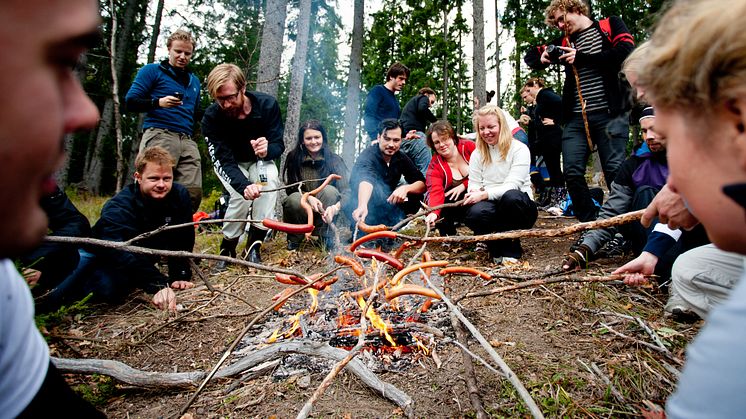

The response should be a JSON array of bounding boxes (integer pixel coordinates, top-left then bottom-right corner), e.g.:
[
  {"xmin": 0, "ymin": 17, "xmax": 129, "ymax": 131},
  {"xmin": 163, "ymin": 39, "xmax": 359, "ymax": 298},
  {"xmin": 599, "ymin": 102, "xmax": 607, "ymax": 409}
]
[{"xmin": 44, "ymin": 214, "xmax": 700, "ymax": 418}]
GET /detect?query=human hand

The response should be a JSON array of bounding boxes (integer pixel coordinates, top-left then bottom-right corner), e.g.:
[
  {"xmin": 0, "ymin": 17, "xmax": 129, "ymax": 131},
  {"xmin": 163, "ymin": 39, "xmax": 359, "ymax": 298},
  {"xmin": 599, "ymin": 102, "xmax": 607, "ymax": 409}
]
[
  {"xmin": 559, "ymin": 46, "xmax": 577, "ymax": 64},
  {"xmin": 170, "ymin": 280, "xmax": 195, "ymax": 290},
  {"xmin": 613, "ymin": 251, "xmax": 658, "ymax": 277},
  {"xmin": 307, "ymin": 195, "xmax": 324, "ymax": 213},
  {"xmin": 352, "ymin": 206, "xmax": 368, "ymax": 223},
  {"xmin": 425, "ymin": 213, "xmax": 438, "ymax": 229},
  {"xmin": 444, "ymin": 184, "xmax": 466, "ymax": 201},
  {"xmin": 250, "ymin": 137, "xmax": 268, "ymax": 158},
  {"xmin": 463, "ymin": 190, "xmax": 487, "ymax": 205},
  {"xmin": 322, "ymin": 203, "xmax": 340, "ymax": 224},
  {"xmin": 405, "ymin": 130, "xmax": 419, "ymax": 140},
  {"xmin": 158, "ymin": 95, "xmax": 183, "ymax": 108},
  {"xmin": 22, "ymin": 268, "xmax": 41, "ymax": 286},
  {"xmin": 518, "ymin": 114, "xmax": 531, "ymax": 126},
  {"xmin": 542, "ymin": 118, "xmax": 555, "ymax": 126},
  {"xmin": 153, "ymin": 288, "xmax": 177, "ymax": 311},
  {"xmin": 540, "ymin": 49, "xmax": 552, "ymax": 64},
  {"xmin": 244, "ymin": 183, "xmax": 262, "ymax": 200},
  {"xmin": 387, "ymin": 186, "xmax": 409, "ymax": 204},
  {"xmin": 641, "ymin": 183, "xmax": 699, "ymax": 229}
]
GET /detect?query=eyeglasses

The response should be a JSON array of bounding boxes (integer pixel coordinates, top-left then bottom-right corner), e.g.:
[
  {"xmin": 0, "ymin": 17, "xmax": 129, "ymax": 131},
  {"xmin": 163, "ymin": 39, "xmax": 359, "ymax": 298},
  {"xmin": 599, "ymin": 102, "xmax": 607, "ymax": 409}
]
[{"xmin": 216, "ymin": 91, "xmax": 240, "ymax": 104}]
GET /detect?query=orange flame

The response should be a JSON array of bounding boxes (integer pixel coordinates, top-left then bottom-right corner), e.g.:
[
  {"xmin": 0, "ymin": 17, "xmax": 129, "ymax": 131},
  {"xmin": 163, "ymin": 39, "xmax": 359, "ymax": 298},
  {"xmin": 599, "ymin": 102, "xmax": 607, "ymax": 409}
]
[
  {"xmin": 357, "ymin": 297, "xmax": 397, "ymax": 347},
  {"xmin": 307, "ymin": 288, "xmax": 319, "ymax": 314}
]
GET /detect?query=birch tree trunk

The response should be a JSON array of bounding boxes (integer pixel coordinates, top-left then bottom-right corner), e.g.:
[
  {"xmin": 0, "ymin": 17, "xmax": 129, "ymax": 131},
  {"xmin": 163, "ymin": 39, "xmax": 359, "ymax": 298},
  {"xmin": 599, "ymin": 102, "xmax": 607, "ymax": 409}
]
[
  {"xmin": 494, "ymin": 0, "xmax": 501, "ymax": 106},
  {"xmin": 441, "ymin": 6, "xmax": 449, "ymax": 119},
  {"xmin": 281, "ymin": 0, "xmax": 313, "ymax": 165},
  {"xmin": 342, "ymin": 0, "xmax": 364, "ymax": 163},
  {"xmin": 110, "ymin": 0, "xmax": 125, "ymax": 192},
  {"xmin": 255, "ymin": 0, "xmax": 288, "ymax": 96},
  {"xmin": 472, "ymin": 0, "xmax": 486, "ymax": 109}
]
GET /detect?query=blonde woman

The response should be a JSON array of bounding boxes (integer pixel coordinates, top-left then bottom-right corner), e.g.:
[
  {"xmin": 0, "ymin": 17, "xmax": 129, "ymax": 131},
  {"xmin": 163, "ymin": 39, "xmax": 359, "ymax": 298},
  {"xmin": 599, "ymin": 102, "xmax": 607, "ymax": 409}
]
[{"xmin": 463, "ymin": 105, "xmax": 538, "ymax": 264}]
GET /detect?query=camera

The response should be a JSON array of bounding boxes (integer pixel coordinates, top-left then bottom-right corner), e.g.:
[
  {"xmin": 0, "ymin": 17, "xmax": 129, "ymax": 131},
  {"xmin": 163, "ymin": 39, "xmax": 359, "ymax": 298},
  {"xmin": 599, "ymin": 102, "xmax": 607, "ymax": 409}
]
[
  {"xmin": 546, "ymin": 44, "xmax": 563, "ymax": 63},
  {"xmin": 173, "ymin": 91, "xmax": 184, "ymax": 100}
]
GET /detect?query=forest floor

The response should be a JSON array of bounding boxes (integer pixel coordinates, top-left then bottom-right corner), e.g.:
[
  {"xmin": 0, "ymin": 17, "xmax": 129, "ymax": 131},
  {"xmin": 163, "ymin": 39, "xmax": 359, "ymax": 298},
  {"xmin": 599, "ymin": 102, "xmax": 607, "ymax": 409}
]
[{"xmin": 41, "ymin": 208, "xmax": 700, "ymax": 418}]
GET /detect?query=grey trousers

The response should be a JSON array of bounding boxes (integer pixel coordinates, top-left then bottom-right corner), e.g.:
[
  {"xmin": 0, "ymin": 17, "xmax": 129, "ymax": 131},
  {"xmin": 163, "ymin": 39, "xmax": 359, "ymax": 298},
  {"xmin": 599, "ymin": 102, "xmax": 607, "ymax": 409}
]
[
  {"xmin": 215, "ymin": 161, "xmax": 279, "ymax": 240},
  {"xmin": 667, "ymin": 244, "xmax": 745, "ymax": 318}
]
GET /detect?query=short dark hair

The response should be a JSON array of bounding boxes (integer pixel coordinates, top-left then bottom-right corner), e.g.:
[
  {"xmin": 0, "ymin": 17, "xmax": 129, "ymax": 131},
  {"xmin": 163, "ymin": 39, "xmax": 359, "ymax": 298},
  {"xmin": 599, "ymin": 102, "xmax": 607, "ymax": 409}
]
[
  {"xmin": 386, "ymin": 62, "xmax": 410, "ymax": 81},
  {"xmin": 426, "ymin": 120, "xmax": 458, "ymax": 151},
  {"xmin": 379, "ymin": 118, "xmax": 402, "ymax": 138},
  {"xmin": 523, "ymin": 77, "xmax": 545, "ymax": 90},
  {"xmin": 418, "ymin": 87, "xmax": 436, "ymax": 96}
]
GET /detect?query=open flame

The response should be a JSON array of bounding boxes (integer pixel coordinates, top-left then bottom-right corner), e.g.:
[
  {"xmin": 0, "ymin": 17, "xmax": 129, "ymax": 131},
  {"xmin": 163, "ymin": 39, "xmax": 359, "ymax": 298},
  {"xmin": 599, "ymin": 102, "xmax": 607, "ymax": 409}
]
[{"xmin": 357, "ymin": 297, "xmax": 397, "ymax": 347}]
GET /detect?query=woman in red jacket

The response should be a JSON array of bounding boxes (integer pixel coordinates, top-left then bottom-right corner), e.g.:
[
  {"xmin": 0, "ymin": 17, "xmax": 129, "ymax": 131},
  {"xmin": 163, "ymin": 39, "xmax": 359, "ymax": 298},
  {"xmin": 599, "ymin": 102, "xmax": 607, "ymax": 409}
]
[{"xmin": 424, "ymin": 120, "xmax": 476, "ymax": 236}]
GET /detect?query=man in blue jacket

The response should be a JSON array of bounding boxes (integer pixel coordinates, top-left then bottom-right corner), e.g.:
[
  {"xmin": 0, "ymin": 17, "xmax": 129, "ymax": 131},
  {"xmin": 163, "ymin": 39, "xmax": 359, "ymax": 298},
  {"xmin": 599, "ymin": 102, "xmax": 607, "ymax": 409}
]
[
  {"xmin": 126, "ymin": 29, "xmax": 202, "ymax": 211},
  {"xmin": 363, "ymin": 62, "xmax": 409, "ymax": 142}
]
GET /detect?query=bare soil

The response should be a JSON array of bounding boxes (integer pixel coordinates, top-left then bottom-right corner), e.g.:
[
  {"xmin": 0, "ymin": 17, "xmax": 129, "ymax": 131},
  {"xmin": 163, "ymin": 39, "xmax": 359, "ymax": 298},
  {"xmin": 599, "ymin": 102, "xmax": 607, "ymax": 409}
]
[{"xmin": 45, "ymin": 214, "xmax": 700, "ymax": 418}]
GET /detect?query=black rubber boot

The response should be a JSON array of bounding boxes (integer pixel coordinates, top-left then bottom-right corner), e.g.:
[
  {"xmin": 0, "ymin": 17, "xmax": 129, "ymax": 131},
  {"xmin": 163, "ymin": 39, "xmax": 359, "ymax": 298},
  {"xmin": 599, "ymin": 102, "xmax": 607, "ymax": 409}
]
[
  {"xmin": 244, "ymin": 226, "xmax": 268, "ymax": 264},
  {"xmin": 212, "ymin": 237, "xmax": 239, "ymax": 273}
]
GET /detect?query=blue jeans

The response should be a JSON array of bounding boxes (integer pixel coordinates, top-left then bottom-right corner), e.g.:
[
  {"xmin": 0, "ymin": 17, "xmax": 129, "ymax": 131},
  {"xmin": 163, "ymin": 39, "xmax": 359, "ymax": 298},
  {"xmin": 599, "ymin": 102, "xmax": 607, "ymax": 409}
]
[
  {"xmin": 562, "ymin": 111, "xmax": 629, "ymax": 221},
  {"xmin": 399, "ymin": 131, "xmax": 432, "ymax": 177}
]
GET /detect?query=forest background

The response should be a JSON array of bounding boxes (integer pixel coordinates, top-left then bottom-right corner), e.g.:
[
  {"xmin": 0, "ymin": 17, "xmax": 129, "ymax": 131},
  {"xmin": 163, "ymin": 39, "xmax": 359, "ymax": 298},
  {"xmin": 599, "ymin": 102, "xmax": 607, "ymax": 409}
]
[{"xmin": 67, "ymin": 0, "xmax": 664, "ymax": 198}]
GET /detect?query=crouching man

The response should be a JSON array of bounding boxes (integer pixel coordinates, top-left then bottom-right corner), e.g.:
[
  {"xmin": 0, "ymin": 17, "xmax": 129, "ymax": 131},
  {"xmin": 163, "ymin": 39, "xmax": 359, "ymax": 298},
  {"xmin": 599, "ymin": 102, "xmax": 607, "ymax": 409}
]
[{"xmin": 48, "ymin": 146, "xmax": 195, "ymax": 311}]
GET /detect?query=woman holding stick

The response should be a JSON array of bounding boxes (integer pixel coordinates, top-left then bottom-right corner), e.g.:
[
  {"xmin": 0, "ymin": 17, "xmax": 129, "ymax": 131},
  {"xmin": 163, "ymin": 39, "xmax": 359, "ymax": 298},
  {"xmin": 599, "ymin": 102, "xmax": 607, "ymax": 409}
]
[
  {"xmin": 282, "ymin": 120, "xmax": 348, "ymax": 250},
  {"xmin": 463, "ymin": 105, "xmax": 538, "ymax": 264},
  {"xmin": 424, "ymin": 120, "xmax": 475, "ymax": 236}
]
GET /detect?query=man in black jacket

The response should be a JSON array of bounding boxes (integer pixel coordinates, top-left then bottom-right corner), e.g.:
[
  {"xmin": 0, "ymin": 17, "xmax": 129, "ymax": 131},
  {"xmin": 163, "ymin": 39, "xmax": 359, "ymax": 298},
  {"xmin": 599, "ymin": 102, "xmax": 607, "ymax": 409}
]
[
  {"xmin": 202, "ymin": 63, "xmax": 284, "ymax": 268},
  {"xmin": 400, "ymin": 87, "xmax": 438, "ymax": 175},
  {"xmin": 525, "ymin": 0, "xmax": 634, "ymax": 221}
]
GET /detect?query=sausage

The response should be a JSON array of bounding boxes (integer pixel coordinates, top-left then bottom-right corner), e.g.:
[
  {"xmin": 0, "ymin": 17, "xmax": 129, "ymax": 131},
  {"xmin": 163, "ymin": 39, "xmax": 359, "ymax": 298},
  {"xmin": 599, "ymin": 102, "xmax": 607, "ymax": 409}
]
[
  {"xmin": 421, "ymin": 251, "xmax": 433, "ymax": 281},
  {"xmin": 309, "ymin": 174, "xmax": 343, "ymax": 196},
  {"xmin": 317, "ymin": 275, "xmax": 339, "ymax": 290},
  {"xmin": 334, "ymin": 255, "xmax": 365, "ymax": 277},
  {"xmin": 358, "ymin": 222, "xmax": 390, "ymax": 233},
  {"xmin": 262, "ymin": 219, "xmax": 314, "ymax": 234},
  {"xmin": 385, "ymin": 284, "xmax": 441, "ymax": 301},
  {"xmin": 419, "ymin": 298, "xmax": 433, "ymax": 313},
  {"xmin": 438, "ymin": 266, "xmax": 492, "ymax": 280},
  {"xmin": 348, "ymin": 280, "xmax": 388, "ymax": 300},
  {"xmin": 272, "ymin": 287, "xmax": 295, "ymax": 311},
  {"xmin": 392, "ymin": 241, "xmax": 415, "ymax": 259},
  {"xmin": 299, "ymin": 192, "xmax": 314, "ymax": 239},
  {"xmin": 275, "ymin": 273, "xmax": 299, "ymax": 285},
  {"xmin": 348, "ymin": 231, "xmax": 399, "ymax": 252},
  {"xmin": 390, "ymin": 261, "xmax": 449, "ymax": 286},
  {"xmin": 353, "ymin": 248, "xmax": 405, "ymax": 271}
]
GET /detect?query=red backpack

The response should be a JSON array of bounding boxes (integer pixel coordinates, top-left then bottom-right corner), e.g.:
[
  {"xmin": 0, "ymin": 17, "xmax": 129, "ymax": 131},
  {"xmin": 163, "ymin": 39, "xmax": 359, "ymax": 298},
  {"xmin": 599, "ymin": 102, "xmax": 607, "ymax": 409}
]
[{"xmin": 561, "ymin": 17, "xmax": 634, "ymax": 47}]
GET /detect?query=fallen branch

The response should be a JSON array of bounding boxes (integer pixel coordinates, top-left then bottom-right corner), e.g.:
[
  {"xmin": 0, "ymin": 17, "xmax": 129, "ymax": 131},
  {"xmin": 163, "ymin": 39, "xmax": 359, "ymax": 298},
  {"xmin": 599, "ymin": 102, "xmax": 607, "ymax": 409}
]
[
  {"xmin": 52, "ymin": 357, "xmax": 204, "ymax": 388},
  {"xmin": 634, "ymin": 317, "xmax": 670, "ymax": 354},
  {"xmin": 398, "ymin": 209, "xmax": 644, "ymax": 243},
  {"xmin": 599, "ymin": 322, "xmax": 683, "ymax": 365},
  {"xmin": 391, "ymin": 200, "xmax": 465, "ymax": 231},
  {"xmin": 577, "ymin": 359, "xmax": 626, "ymax": 405},
  {"xmin": 456, "ymin": 274, "xmax": 625, "ymax": 302},
  {"xmin": 421, "ymin": 271, "xmax": 545, "ymax": 418},
  {"xmin": 450, "ymin": 312, "xmax": 487, "ymax": 419}
]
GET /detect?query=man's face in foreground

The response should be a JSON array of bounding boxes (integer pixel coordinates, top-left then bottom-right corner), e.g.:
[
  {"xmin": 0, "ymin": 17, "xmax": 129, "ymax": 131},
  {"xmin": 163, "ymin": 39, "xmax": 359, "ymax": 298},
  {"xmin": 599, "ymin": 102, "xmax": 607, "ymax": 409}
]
[
  {"xmin": 378, "ymin": 127, "xmax": 403, "ymax": 159},
  {"xmin": 0, "ymin": 0, "xmax": 100, "ymax": 256}
]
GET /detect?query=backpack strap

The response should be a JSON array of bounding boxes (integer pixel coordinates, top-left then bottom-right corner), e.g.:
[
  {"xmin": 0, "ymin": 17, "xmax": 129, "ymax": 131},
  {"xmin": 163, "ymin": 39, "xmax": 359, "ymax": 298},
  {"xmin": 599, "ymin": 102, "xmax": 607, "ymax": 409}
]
[{"xmin": 599, "ymin": 17, "xmax": 635, "ymax": 46}]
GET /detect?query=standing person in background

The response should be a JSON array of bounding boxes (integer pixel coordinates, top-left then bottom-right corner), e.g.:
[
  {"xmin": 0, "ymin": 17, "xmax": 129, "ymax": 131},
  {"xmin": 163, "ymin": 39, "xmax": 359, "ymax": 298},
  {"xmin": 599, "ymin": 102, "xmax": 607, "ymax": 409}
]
[
  {"xmin": 464, "ymin": 105, "xmax": 538, "ymax": 265},
  {"xmin": 525, "ymin": 0, "xmax": 634, "ymax": 221},
  {"xmin": 282, "ymin": 120, "xmax": 348, "ymax": 251},
  {"xmin": 400, "ymin": 87, "xmax": 438, "ymax": 175},
  {"xmin": 0, "ymin": 0, "xmax": 105, "ymax": 415},
  {"xmin": 424, "ymin": 120, "xmax": 476, "ymax": 236},
  {"xmin": 126, "ymin": 29, "xmax": 202, "ymax": 212},
  {"xmin": 202, "ymin": 63, "xmax": 284, "ymax": 269},
  {"xmin": 363, "ymin": 62, "xmax": 409, "ymax": 142}
]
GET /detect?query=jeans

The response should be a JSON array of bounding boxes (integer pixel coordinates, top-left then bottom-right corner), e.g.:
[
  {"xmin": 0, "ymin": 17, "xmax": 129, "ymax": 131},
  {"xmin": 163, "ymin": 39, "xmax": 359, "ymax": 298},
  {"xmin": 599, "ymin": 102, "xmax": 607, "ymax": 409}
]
[
  {"xmin": 562, "ymin": 111, "xmax": 629, "ymax": 221},
  {"xmin": 399, "ymin": 131, "xmax": 432, "ymax": 177}
]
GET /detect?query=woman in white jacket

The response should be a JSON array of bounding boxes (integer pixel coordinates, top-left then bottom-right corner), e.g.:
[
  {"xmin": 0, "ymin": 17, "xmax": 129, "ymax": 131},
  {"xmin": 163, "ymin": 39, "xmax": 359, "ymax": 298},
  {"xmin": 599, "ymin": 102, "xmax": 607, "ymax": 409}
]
[{"xmin": 463, "ymin": 105, "xmax": 538, "ymax": 264}]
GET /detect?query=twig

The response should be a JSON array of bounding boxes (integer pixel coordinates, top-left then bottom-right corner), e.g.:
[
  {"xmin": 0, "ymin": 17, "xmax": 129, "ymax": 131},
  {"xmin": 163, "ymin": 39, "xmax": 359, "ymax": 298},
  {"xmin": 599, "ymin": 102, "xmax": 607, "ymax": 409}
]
[
  {"xmin": 391, "ymin": 199, "xmax": 465, "ymax": 231},
  {"xmin": 421, "ymin": 272, "xmax": 545, "ymax": 418},
  {"xmin": 398, "ymin": 209, "xmax": 644, "ymax": 243},
  {"xmin": 52, "ymin": 357, "xmax": 204, "ymax": 388},
  {"xmin": 123, "ymin": 218, "xmax": 263, "ymax": 244},
  {"xmin": 189, "ymin": 259, "xmax": 215, "ymax": 293},
  {"xmin": 634, "ymin": 317, "xmax": 669, "ymax": 354},
  {"xmin": 599, "ymin": 322, "xmax": 683, "ymax": 364},
  {"xmin": 456, "ymin": 274, "xmax": 625, "ymax": 302},
  {"xmin": 178, "ymin": 267, "xmax": 341, "ymax": 416},
  {"xmin": 450, "ymin": 312, "xmax": 487, "ymax": 419},
  {"xmin": 577, "ymin": 359, "xmax": 626, "ymax": 404},
  {"xmin": 448, "ymin": 339, "xmax": 504, "ymax": 376}
]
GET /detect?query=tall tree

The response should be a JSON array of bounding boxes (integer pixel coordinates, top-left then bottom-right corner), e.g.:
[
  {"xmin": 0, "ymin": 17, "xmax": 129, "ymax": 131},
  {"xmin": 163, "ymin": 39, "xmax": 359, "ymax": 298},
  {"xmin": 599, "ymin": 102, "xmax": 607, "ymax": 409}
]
[
  {"xmin": 342, "ymin": 0, "xmax": 364, "ymax": 163},
  {"xmin": 282, "ymin": 0, "xmax": 313, "ymax": 162},
  {"xmin": 256, "ymin": 0, "xmax": 288, "ymax": 96},
  {"xmin": 472, "ymin": 0, "xmax": 486, "ymax": 109}
]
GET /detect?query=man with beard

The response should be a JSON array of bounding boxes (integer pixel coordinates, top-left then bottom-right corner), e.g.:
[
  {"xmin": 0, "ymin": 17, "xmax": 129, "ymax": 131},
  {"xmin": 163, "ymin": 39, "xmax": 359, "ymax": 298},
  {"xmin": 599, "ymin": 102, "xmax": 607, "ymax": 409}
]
[
  {"xmin": 0, "ymin": 0, "xmax": 105, "ymax": 415},
  {"xmin": 344, "ymin": 119, "xmax": 426, "ymax": 231},
  {"xmin": 202, "ymin": 63, "xmax": 284, "ymax": 269},
  {"xmin": 126, "ymin": 29, "xmax": 202, "ymax": 211}
]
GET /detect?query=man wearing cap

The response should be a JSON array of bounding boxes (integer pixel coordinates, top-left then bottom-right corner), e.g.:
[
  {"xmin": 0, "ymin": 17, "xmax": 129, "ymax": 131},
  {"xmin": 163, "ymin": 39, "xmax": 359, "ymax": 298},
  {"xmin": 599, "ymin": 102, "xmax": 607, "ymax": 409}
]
[{"xmin": 562, "ymin": 108, "xmax": 670, "ymax": 270}]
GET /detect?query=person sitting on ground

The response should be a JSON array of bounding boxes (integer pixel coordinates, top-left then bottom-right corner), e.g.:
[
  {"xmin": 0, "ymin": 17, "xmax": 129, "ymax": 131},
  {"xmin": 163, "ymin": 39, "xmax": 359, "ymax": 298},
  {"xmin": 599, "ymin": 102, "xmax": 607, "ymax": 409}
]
[
  {"xmin": 563, "ymin": 108, "xmax": 669, "ymax": 270},
  {"xmin": 282, "ymin": 120, "xmax": 348, "ymax": 251},
  {"xmin": 400, "ymin": 87, "xmax": 438, "ymax": 176},
  {"xmin": 44, "ymin": 147, "xmax": 195, "ymax": 312},
  {"xmin": 463, "ymin": 105, "xmax": 538, "ymax": 265},
  {"xmin": 343, "ymin": 118, "xmax": 426, "ymax": 232},
  {"xmin": 424, "ymin": 120, "xmax": 476, "ymax": 236}
]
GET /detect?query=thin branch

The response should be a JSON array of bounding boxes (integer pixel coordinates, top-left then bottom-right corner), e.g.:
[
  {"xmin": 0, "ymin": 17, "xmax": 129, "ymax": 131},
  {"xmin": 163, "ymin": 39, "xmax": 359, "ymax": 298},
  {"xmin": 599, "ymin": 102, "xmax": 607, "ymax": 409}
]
[
  {"xmin": 456, "ymin": 274, "xmax": 626, "ymax": 302},
  {"xmin": 634, "ymin": 317, "xmax": 670, "ymax": 354},
  {"xmin": 391, "ymin": 199, "xmax": 465, "ymax": 231},
  {"xmin": 450, "ymin": 312, "xmax": 487, "ymax": 419},
  {"xmin": 599, "ymin": 323, "xmax": 683, "ymax": 365}
]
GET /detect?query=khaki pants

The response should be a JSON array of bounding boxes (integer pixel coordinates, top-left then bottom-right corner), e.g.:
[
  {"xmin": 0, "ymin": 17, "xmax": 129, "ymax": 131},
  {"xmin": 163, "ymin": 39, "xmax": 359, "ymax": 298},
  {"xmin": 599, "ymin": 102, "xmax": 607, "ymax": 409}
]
[
  {"xmin": 215, "ymin": 161, "xmax": 279, "ymax": 240},
  {"xmin": 282, "ymin": 185, "xmax": 340, "ymax": 243},
  {"xmin": 141, "ymin": 127, "xmax": 202, "ymax": 211}
]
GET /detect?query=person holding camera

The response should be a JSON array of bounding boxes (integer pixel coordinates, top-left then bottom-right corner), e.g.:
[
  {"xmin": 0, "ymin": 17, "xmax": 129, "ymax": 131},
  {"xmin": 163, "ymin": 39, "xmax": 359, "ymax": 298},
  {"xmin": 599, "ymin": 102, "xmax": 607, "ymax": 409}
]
[
  {"xmin": 126, "ymin": 29, "xmax": 203, "ymax": 212},
  {"xmin": 524, "ymin": 0, "xmax": 634, "ymax": 222}
]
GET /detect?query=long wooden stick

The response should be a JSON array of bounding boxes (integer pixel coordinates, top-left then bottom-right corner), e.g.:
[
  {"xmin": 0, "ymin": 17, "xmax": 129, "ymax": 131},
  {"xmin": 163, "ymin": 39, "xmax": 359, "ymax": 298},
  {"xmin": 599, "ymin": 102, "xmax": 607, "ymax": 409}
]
[
  {"xmin": 456, "ymin": 274, "xmax": 625, "ymax": 302},
  {"xmin": 451, "ymin": 312, "xmax": 487, "ymax": 419},
  {"xmin": 421, "ymin": 271, "xmax": 545, "ymax": 419},
  {"xmin": 398, "ymin": 209, "xmax": 644, "ymax": 243}
]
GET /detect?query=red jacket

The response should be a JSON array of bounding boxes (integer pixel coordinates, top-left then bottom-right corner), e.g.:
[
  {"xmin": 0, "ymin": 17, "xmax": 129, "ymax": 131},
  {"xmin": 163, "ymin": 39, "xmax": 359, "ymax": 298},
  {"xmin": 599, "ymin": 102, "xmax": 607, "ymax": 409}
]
[{"xmin": 425, "ymin": 140, "xmax": 476, "ymax": 218}]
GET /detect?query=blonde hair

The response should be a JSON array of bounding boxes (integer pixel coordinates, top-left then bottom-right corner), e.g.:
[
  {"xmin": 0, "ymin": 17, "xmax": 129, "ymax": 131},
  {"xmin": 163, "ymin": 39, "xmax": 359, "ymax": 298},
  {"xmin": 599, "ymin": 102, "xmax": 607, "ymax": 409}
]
[
  {"xmin": 545, "ymin": 0, "xmax": 589, "ymax": 27},
  {"xmin": 135, "ymin": 146, "xmax": 174, "ymax": 173},
  {"xmin": 167, "ymin": 29, "xmax": 195, "ymax": 49},
  {"xmin": 206, "ymin": 63, "xmax": 246, "ymax": 99},
  {"xmin": 622, "ymin": 40, "xmax": 650, "ymax": 76},
  {"xmin": 472, "ymin": 105, "xmax": 512, "ymax": 164},
  {"xmin": 637, "ymin": 0, "xmax": 746, "ymax": 116}
]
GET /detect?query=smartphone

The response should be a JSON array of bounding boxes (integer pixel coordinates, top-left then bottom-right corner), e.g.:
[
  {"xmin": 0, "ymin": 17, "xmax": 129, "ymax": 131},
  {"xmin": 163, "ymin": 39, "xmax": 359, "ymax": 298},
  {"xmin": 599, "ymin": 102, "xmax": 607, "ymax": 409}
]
[{"xmin": 173, "ymin": 91, "xmax": 184, "ymax": 100}]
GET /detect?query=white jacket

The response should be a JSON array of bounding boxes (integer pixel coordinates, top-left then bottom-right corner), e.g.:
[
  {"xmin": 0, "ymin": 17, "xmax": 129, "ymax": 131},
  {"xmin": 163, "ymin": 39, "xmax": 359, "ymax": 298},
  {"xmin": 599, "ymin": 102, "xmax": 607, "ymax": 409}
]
[{"xmin": 468, "ymin": 139, "xmax": 533, "ymax": 201}]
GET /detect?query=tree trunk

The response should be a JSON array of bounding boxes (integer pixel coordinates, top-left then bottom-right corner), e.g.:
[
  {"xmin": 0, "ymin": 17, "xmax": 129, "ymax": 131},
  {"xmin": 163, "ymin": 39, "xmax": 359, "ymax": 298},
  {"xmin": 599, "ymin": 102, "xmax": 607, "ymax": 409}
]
[
  {"xmin": 342, "ymin": 0, "xmax": 364, "ymax": 163},
  {"xmin": 441, "ymin": 6, "xmax": 449, "ymax": 119},
  {"xmin": 255, "ymin": 0, "xmax": 288, "ymax": 96},
  {"xmin": 281, "ymin": 0, "xmax": 312, "ymax": 165},
  {"xmin": 494, "ymin": 0, "xmax": 501, "ymax": 106},
  {"xmin": 110, "ymin": 0, "xmax": 125, "ymax": 192},
  {"xmin": 472, "ymin": 0, "xmax": 486, "ymax": 109}
]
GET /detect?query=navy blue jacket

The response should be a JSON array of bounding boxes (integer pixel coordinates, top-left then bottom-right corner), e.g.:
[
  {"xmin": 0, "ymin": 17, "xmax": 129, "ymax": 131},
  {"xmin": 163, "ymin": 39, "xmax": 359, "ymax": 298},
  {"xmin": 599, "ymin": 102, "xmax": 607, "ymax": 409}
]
[{"xmin": 364, "ymin": 85, "xmax": 400, "ymax": 140}]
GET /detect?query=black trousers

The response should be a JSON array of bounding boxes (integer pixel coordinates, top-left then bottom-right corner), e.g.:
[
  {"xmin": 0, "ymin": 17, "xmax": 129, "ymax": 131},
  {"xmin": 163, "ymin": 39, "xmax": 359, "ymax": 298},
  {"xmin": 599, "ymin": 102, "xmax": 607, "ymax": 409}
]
[
  {"xmin": 18, "ymin": 361, "xmax": 106, "ymax": 418},
  {"xmin": 464, "ymin": 190, "xmax": 538, "ymax": 258}
]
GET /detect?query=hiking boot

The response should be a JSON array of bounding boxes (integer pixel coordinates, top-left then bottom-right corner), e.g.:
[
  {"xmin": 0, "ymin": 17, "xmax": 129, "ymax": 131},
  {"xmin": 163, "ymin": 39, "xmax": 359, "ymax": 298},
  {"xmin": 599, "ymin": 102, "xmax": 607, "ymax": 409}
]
[
  {"xmin": 668, "ymin": 307, "xmax": 701, "ymax": 323},
  {"xmin": 569, "ymin": 231, "xmax": 590, "ymax": 252},
  {"xmin": 287, "ymin": 241, "xmax": 300, "ymax": 251},
  {"xmin": 212, "ymin": 237, "xmax": 239, "ymax": 274},
  {"xmin": 596, "ymin": 233, "xmax": 627, "ymax": 258},
  {"xmin": 242, "ymin": 226, "xmax": 268, "ymax": 264}
]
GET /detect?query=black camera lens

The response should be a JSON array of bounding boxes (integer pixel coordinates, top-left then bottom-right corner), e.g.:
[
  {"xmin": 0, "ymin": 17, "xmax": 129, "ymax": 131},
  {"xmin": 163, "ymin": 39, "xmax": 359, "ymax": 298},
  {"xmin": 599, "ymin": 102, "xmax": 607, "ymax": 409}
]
[{"xmin": 546, "ymin": 45, "xmax": 563, "ymax": 63}]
